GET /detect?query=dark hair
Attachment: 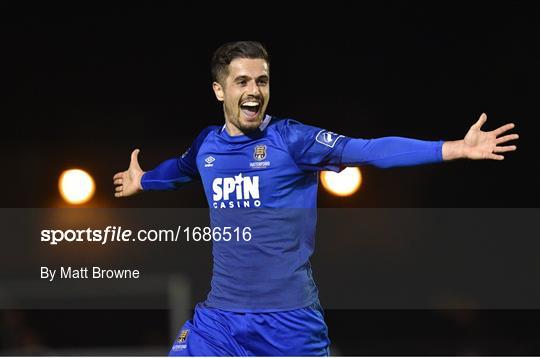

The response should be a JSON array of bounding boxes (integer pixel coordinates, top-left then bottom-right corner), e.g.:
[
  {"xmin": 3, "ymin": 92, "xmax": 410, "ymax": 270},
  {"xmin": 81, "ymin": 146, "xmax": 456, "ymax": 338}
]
[{"xmin": 211, "ymin": 41, "xmax": 269, "ymax": 84}]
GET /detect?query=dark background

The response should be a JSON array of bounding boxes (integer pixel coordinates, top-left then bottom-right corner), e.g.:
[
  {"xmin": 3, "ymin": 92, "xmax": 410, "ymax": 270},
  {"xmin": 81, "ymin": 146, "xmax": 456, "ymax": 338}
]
[{"xmin": 1, "ymin": 1, "xmax": 539, "ymax": 355}]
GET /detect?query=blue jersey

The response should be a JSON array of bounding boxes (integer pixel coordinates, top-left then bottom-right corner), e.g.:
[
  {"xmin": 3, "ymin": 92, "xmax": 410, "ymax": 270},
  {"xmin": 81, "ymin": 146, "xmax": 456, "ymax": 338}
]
[{"xmin": 142, "ymin": 115, "xmax": 443, "ymax": 311}]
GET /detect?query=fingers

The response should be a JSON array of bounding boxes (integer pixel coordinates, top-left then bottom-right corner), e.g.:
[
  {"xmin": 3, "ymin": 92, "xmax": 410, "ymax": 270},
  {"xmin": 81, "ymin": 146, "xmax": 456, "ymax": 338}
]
[
  {"xmin": 113, "ymin": 173, "xmax": 123, "ymax": 197},
  {"xmin": 113, "ymin": 169, "xmax": 124, "ymax": 196},
  {"xmin": 114, "ymin": 184, "xmax": 124, "ymax": 197},
  {"xmin": 493, "ymin": 145, "xmax": 517, "ymax": 153},
  {"xmin": 487, "ymin": 143, "xmax": 517, "ymax": 160},
  {"xmin": 114, "ymin": 150, "xmax": 140, "ymax": 199},
  {"xmin": 493, "ymin": 123, "xmax": 516, "ymax": 137},
  {"xmin": 495, "ymin": 133, "xmax": 519, "ymax": 144},
  {"xmin": 473, "ymin": 113, "xmax": 488, "ymax": 129},
  {"xmin": 487, "ymin": 153, "xmax": 505, "ymax": 160}
]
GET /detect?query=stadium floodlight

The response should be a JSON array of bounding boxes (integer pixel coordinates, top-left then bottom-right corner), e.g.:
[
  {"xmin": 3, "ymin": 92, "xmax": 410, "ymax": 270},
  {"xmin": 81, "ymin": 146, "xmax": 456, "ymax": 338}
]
[
  {"xmin": 59, "ymin": 169, "xmax": 95, "ymax": 204},
  {"xmin": 320, "ymin": 167, "xmax": 362, "ymax": 196}
]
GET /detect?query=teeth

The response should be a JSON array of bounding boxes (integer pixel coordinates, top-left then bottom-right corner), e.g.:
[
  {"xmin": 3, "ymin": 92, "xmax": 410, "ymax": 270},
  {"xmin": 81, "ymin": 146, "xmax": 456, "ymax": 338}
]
[{"xmin": 242, "ymin": 101, "xmax": 259, "ymax": 107}]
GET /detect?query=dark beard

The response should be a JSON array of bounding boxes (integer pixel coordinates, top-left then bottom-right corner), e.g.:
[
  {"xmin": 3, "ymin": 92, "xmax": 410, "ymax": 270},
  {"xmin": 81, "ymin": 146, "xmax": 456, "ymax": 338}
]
[
  {"xmin": 224, "ymin": 105, "xmax": 263, "ymax": 134},
  {"xmin": 237, "ymin": 120, "xmax": 261, "ymax": 133},
  {"xmin": 230, "ymin": 113, "xmax": 262, "ymax": 134}
]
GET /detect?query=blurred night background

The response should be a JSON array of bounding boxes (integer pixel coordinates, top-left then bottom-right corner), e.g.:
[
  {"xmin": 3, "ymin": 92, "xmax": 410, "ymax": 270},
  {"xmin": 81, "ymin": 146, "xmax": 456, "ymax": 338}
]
[{"xmin": 1, "ymin": 1, "xmax": 539, "ymax": 355}]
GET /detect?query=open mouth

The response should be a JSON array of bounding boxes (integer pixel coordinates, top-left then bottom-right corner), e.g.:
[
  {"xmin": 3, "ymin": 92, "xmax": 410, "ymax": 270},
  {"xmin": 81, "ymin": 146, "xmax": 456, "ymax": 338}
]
[{"xmin": 240, "ymin": 101, "xmax": 261, "ymax": 119}]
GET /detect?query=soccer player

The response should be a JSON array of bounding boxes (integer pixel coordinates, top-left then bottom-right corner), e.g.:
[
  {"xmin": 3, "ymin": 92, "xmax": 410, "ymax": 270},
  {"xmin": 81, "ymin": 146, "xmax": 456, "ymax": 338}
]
[{"xmin": 113, "ymin": 41, "xmax": 518, "ymax": 356}]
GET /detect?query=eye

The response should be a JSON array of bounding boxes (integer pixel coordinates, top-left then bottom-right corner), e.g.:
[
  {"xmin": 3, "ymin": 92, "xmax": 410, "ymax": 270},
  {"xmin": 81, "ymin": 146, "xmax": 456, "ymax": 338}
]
[{"xmin": 257, "ymin": 79, "xmax": 268, "ymax": 86}]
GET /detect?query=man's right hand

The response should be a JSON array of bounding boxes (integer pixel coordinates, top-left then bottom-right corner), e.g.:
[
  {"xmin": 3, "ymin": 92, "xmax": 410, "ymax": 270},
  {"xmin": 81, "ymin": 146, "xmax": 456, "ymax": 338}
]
[{"xmin": 113, "ymin": 149, "xmax": 145, "ymax": 197}]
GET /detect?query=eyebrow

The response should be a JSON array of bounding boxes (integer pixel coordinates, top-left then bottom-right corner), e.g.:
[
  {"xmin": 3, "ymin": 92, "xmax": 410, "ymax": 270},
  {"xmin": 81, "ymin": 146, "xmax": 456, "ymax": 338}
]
[{"xmin": 233, "ymin": 75, "xmax": 269, "ymax": 82}]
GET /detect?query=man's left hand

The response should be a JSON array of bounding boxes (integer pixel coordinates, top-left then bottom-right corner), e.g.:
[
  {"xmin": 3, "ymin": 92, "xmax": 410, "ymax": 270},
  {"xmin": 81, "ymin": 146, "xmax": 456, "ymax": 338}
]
[{"xmin": 443, "ymin": 113, "xmax": 519, "ymax": 161}]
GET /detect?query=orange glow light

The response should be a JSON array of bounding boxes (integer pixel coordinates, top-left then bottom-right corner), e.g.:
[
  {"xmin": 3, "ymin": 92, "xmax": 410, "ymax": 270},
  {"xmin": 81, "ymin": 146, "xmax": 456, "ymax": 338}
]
[
  {"xmin": 59, "ymin": 169, "xmax": 95, "ymax": 204},
  {"xmin": 320, "ymin": 167, "xmax": 362, "ymax": 196}
]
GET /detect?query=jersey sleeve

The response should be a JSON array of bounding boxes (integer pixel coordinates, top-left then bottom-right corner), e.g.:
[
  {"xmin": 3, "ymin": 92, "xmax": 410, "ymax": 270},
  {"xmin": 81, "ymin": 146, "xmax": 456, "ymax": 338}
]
[
  {"xmin": 278, "ymin": 119, "xmax": 351, "ymax": 172},
  {"xmin": 141, "ymin": 126, "xmax": 215, "ymax": 190},
  {"xmin": 341, "ymin": 137, "xmax": 444, "ymax": 168}
]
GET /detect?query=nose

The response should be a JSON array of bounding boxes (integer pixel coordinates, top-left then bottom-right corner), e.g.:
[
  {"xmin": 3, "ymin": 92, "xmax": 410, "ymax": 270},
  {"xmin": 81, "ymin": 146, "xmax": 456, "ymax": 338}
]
[{"xmin": 246, "ymin": 80, "xmax": 261, "ymax": 96}]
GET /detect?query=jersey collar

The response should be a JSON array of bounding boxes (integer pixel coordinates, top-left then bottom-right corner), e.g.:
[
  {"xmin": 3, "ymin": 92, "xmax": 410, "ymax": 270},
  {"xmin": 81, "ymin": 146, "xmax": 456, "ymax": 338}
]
[{"xmin": 220, "ymin": 114, "xmax": 272, "ymax": 133}]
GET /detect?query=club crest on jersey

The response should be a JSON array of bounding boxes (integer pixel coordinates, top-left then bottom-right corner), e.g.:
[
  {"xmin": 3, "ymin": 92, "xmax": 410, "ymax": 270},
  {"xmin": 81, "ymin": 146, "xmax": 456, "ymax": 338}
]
[
  {"xmin": 250, "ymin": 144, "xmax": 270, "ymax": 168},
  {"xmin": 171, "ymin": 329, "xmax": 189, "ymax": 351},
  {"xmin": 316, "ymin": 130, "xmax": 344, "ymax": 148},
  {"xmin": 176, "ymin": 329, "xmax": 189, "ymax": 343},
  {"xmin": 253, "ymin": 144, "xmax": 267, "ymax": 161}
]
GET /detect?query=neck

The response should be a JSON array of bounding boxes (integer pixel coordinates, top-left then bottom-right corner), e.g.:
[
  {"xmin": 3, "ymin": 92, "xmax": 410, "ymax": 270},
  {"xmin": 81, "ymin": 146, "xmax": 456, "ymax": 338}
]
[{"xmin": 224, "ymin": 121, "xmax": 244, "ymax": 136}]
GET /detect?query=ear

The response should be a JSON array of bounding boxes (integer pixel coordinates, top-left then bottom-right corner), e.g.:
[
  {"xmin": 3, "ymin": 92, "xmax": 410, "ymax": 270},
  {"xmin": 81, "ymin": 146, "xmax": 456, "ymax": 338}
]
[{"xmin": 212, "ymin": 81, "xmax": 224, "ymax": 102}]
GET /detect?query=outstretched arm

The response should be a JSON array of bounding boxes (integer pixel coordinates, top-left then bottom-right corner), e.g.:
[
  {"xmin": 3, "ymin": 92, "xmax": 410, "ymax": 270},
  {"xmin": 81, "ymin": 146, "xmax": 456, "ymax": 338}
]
[
  {"xmin": 341, "ymin": 113, "xmax": 518, "ymax": 169},
  {"xmin": 113, "ymin": 149, "xmax": 194, "ymax": 197},
  {"xmin": 442, "ymin": 113, "xmax": 518, "ymax": 161},
  {"xmin": 112, "ymin": 128, "xmax": 215, "ymax": 197}
]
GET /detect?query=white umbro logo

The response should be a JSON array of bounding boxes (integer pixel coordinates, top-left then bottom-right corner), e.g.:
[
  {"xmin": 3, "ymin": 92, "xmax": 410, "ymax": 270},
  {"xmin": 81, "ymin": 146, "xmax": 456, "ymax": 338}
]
[{"xmin": 204, "ymin": 156, "xmax": 216, "ymax": 167}]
